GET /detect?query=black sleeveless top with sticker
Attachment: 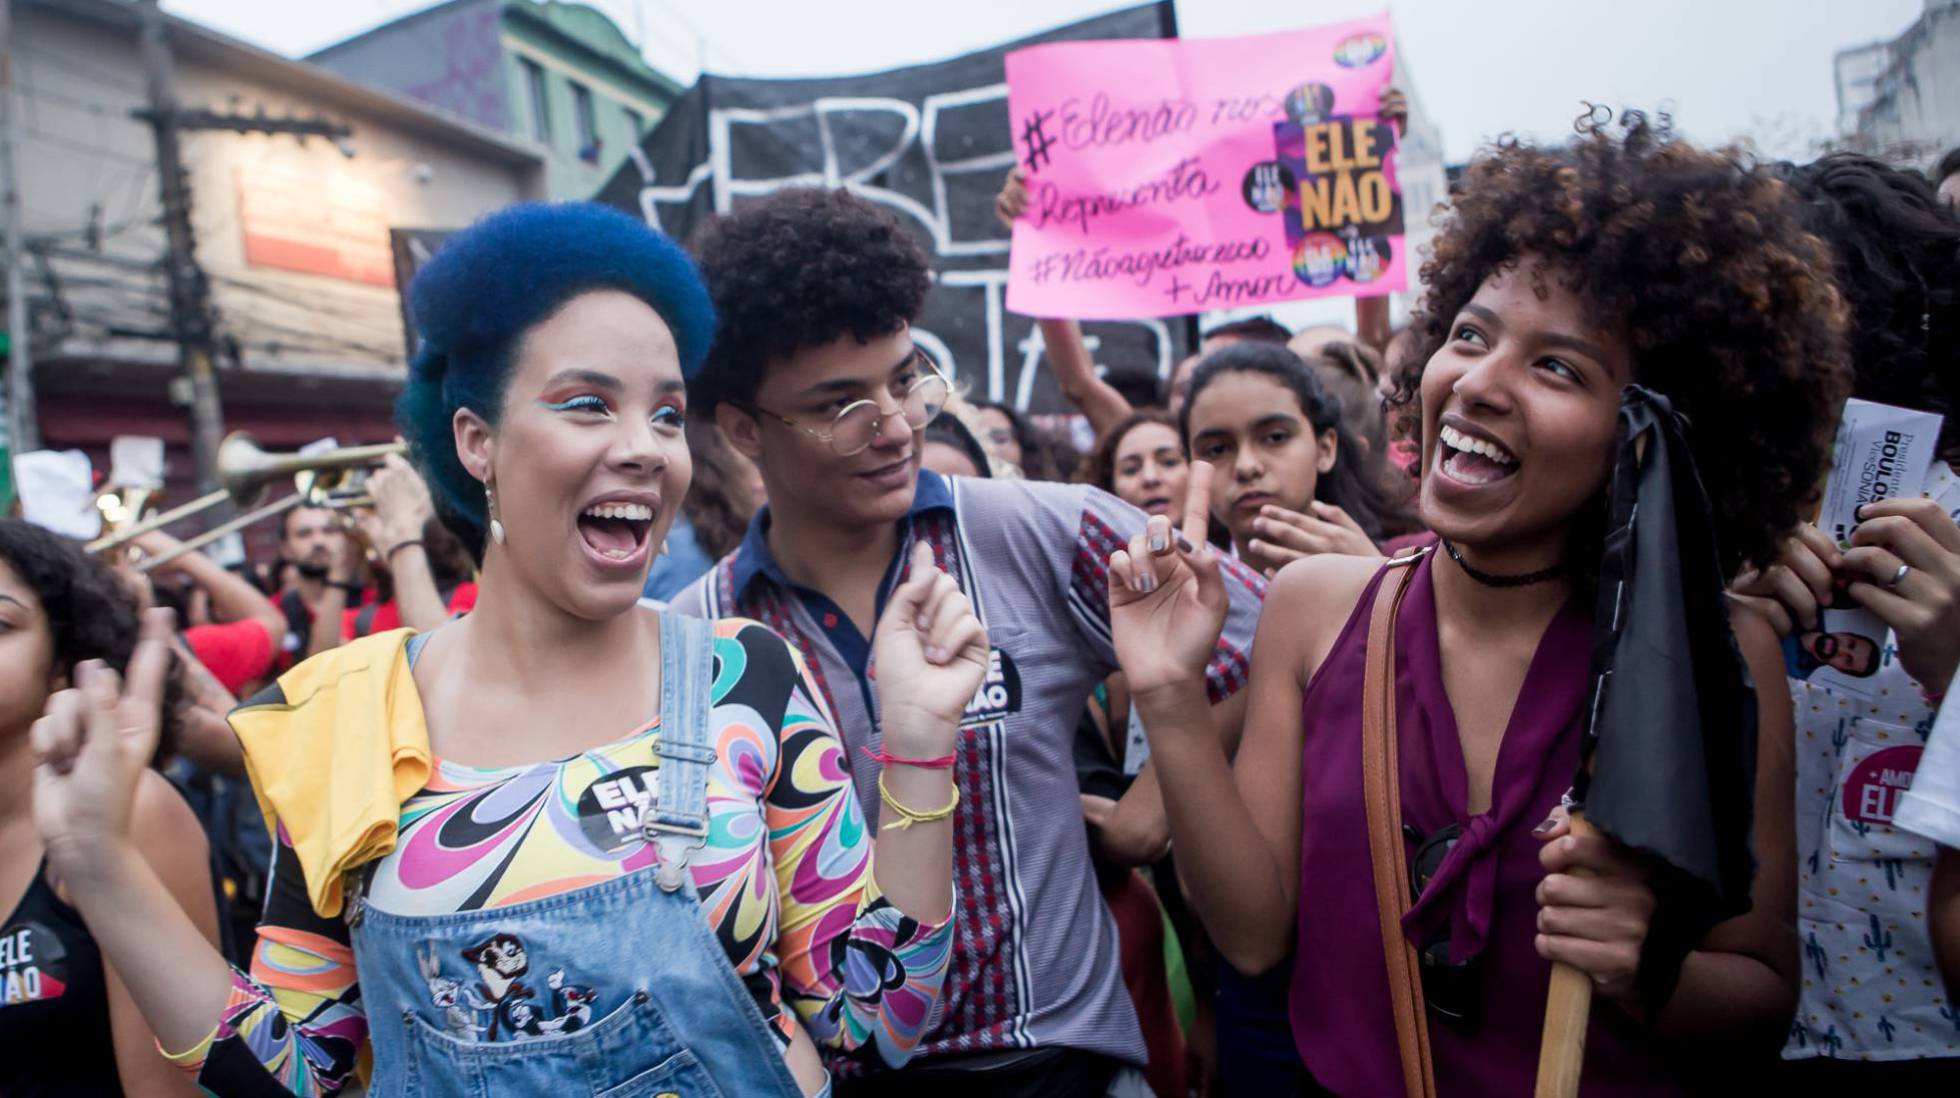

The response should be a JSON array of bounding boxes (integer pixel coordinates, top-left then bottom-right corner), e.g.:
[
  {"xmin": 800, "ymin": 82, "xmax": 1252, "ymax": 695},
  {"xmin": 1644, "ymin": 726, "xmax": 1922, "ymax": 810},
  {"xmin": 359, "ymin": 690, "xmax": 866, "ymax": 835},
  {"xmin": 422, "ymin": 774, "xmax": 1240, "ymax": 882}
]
[{"xmin": 0, "ymin": 859, "xmax": 122, "ymax": 1096}]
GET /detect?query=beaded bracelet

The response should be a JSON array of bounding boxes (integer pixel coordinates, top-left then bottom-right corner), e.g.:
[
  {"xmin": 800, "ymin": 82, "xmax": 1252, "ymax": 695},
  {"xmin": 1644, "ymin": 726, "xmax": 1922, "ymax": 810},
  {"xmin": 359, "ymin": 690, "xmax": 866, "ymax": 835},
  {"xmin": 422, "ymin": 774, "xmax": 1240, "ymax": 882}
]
[
  {"xmin": 878, "ymin": 772, "xmax": 959, "ymax": 831},
  {"xmin": 859, "ymin": 745, "xmax": 957, "ymax": 770}
]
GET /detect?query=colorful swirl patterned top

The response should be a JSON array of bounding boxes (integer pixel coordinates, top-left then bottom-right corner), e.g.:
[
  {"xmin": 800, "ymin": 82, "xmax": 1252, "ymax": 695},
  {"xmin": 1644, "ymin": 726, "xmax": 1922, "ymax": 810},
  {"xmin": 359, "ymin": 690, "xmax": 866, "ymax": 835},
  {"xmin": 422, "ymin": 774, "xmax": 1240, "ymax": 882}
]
[{"xmin": 170, "ymin": 618, "xmax": 954, "ymax": 1096}]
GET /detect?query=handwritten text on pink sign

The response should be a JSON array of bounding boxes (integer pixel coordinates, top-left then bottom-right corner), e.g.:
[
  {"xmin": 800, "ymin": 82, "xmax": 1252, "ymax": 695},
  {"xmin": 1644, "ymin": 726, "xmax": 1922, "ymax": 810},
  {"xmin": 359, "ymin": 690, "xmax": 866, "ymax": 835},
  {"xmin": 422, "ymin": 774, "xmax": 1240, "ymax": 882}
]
[{"xmin": 1005, "ymin": 14, "xmax": 1404, "ymax": 319}]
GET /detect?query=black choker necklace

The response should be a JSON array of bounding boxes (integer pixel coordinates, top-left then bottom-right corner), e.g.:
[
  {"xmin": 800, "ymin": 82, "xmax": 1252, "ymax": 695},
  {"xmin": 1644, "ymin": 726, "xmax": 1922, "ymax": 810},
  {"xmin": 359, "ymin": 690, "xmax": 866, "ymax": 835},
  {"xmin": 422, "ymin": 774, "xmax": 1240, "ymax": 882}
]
[{"xmin": 1441, "ymin": 539, "xmax": 1565, "ymax": 588}]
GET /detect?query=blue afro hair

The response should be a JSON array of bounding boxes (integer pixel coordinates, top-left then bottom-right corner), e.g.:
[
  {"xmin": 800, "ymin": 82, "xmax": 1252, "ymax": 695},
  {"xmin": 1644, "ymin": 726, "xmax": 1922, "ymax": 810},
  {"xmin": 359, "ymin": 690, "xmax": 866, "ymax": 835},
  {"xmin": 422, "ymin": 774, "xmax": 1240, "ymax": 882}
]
[{"xmin": 395, "ymin": 202, "xmax": 714, "ymax": 556}]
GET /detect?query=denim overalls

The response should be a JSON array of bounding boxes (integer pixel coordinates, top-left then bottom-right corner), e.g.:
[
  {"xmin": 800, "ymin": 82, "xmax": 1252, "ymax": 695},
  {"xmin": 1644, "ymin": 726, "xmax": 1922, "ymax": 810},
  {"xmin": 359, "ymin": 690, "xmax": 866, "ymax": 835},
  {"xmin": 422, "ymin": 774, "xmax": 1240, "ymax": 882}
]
[{"xmin": 342, "ymin": 612, "xmax": 807, "ymax": 1098}]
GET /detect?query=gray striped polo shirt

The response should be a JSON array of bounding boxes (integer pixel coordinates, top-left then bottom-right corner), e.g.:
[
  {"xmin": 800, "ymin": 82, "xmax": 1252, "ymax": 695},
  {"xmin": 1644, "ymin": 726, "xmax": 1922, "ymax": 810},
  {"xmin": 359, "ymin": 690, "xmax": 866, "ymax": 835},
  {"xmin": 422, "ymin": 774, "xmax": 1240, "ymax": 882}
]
[{"xmin": 672, "ymin": 471, "xmax": 1266, "ymax": 1074}]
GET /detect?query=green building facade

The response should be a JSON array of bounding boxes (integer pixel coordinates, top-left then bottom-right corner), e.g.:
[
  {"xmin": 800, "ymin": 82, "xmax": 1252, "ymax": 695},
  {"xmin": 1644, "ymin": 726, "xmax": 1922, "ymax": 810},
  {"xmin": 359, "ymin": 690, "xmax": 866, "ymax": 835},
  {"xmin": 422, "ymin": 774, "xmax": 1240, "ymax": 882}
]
[{"xmin": 310, "ymin": 0, "xmax": 682, "ymax": 200}]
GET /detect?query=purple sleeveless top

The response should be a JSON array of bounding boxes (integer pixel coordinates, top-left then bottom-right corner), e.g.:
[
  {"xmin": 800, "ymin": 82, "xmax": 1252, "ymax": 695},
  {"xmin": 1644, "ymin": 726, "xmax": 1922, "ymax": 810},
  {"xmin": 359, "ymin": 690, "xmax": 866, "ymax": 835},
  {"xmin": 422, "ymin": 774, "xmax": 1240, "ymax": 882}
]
[{"xmin": 1289, "ymin": 552, "xmax": 1680, "ymax": 1096}]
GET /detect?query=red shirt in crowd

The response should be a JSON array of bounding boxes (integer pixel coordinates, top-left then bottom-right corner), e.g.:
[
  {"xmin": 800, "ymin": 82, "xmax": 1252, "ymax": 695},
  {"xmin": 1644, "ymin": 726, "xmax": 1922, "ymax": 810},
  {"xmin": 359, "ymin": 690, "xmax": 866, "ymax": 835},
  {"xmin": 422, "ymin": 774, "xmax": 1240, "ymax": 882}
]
[
  {"xmin": 183, "ymin": 620, "xmax": 276, "ymax": 696},
  {"xmin": 339, "ymin": 581, "xmax": 478, "ymax": 642}
]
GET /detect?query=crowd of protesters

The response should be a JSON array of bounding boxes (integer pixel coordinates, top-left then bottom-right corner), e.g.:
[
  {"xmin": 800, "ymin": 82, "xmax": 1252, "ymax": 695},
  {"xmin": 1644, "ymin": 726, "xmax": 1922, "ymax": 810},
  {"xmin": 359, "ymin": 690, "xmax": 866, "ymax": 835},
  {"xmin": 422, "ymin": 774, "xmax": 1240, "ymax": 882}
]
[{"xmin": 1, "ymin": 89, "xmax": 1958, "ymax": 1098}]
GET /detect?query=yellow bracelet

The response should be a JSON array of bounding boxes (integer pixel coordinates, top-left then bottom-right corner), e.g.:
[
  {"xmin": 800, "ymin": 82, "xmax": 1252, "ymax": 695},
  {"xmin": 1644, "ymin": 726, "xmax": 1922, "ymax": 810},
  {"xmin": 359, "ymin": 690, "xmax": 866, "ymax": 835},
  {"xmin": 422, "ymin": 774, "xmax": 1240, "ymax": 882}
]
[{"xmin": 878, "ymin": 771, "xmax": 960, "ymax": 831}]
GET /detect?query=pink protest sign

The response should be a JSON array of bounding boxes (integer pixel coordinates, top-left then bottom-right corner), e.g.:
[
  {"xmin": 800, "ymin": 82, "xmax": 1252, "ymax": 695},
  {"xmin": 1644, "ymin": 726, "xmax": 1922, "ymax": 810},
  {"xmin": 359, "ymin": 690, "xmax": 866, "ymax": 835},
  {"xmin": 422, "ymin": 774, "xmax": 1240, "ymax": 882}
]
[{"xmin": 1004, "ymin": 13, "xmax": 1404, "ymax": 320}]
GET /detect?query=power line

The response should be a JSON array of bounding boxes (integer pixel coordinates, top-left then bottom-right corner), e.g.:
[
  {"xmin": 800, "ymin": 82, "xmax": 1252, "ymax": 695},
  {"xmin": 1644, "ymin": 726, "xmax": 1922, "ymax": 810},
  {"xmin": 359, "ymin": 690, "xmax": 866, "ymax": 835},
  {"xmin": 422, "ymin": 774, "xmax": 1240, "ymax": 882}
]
[{"xmin": 637, "ymin": 0, "xmax": 751, "ymax": 73}]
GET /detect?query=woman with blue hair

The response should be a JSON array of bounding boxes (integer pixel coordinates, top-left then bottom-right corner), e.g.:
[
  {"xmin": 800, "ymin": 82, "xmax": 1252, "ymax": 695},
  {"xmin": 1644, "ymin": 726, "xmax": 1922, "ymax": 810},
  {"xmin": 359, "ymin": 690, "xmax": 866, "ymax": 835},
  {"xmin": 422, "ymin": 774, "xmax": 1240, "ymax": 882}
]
[{"xmin": 30, "ymin": 203, "xmax": 988, "ymax": 1097}]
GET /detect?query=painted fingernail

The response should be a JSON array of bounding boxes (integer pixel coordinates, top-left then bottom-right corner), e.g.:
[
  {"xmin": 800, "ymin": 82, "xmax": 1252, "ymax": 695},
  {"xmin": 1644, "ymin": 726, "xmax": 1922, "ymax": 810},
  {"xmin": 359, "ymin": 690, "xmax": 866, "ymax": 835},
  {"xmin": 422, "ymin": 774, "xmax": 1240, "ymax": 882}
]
[
  {"xmin": 1531, "ymin": 817, "xmax": 1558, "ymax": 836},
  {"xmin": 1150, "ymin": 530, "xmax": 1168, "ymax": 553},
  {"xmin": 1136, "ymin": 573, "xmax": 1156, "ymax": 594},
  {"xmin": 1175, "ymin": 534, "xmax": 1196, "ymax": 554}
]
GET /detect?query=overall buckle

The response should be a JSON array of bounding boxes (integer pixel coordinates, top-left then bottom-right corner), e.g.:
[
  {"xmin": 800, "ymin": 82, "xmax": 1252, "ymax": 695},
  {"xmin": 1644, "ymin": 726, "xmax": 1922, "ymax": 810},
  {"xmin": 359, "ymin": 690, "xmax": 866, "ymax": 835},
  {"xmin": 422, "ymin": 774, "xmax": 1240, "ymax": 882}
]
[{"xmin": 643, "ymin": 816, "xmax": 710, "ymax": 892}]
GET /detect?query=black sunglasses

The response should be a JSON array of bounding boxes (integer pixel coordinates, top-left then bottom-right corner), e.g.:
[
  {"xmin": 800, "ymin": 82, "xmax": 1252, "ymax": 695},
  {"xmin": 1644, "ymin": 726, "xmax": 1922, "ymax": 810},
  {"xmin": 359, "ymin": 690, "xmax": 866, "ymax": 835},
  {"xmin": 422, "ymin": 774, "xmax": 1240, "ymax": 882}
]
[{"xmin": 1406, "ymin": 822, "xmax": 1482, "ymax": 1032}]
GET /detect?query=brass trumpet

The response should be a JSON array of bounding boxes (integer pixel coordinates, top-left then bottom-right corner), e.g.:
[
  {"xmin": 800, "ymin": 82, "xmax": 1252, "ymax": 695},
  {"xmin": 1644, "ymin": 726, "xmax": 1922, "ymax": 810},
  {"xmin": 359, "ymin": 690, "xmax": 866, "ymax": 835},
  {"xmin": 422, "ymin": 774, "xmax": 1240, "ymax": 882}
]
[
  {"xmin": 87, "ymin": 433, "xmax": 405, "ymax": 572},
  {"xmin": 94, "ymin": 484, "xmax": 159, "ymax": 540}
]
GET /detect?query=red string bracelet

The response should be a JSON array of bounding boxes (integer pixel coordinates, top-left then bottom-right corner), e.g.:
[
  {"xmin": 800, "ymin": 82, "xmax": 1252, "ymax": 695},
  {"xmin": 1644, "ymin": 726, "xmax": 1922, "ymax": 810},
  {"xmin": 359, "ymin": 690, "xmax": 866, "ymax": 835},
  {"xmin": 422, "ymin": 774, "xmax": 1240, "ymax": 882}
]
[{"xmin": 860, "ymin": 745, "xmax": 956, "ymax": 770}]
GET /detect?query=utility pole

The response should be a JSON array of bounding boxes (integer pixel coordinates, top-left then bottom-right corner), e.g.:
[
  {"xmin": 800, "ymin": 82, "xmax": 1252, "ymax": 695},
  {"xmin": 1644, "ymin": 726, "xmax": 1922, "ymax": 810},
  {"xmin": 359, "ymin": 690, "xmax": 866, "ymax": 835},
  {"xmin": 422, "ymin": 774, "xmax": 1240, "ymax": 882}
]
[
  {"xmin": 132, "ymin": 1, "xmax": 349, "ymax": 497},
  {"xmin": 1, "ymin": 0, "xmax": 40, "ymax": 462},
  {"xmin": 136, "ymin": 0, "xmax": 224, "ymax": 494}
]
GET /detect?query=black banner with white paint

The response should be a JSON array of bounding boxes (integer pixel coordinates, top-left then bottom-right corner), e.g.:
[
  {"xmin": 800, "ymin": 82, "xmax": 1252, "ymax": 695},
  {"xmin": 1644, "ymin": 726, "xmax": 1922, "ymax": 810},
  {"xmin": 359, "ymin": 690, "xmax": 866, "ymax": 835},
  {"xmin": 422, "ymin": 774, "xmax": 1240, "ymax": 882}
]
[{"xmin": 591, "ymin": 4, "xmax": 1191, "ymax": 414}]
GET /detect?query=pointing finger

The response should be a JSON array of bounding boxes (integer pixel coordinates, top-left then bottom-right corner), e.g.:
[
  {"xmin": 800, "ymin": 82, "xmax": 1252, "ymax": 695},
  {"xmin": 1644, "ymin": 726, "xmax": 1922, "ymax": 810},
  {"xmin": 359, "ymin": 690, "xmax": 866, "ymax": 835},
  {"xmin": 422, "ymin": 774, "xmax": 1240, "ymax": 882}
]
[
  {"xmin": 1182, "ymin": 462, "xmax": 1214, "ymax": 550},
  {"xmin": 1125, "ymin": 529, "xmax": 1158, "ymax": 594},
  {"xmin": 1109, "ymin": 548, "xmax": 1138, "ymax": 596},
  {"xmin": 122, "ymin": 608, "xmax": 176, "ymax": 717},
  {"xmin": 887, "ymin": 540, "xmax": 941, "ymax": 625}
]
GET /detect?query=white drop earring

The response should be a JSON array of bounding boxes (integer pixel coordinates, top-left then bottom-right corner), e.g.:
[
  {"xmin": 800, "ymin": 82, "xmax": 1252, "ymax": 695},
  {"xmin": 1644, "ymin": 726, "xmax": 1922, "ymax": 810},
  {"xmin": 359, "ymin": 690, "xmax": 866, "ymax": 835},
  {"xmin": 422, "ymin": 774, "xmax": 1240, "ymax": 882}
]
[
  {"xmin": 486, "ymin": 484, "xmax": 506, "ymax": 545},
  {"xmin": 660, "ymin": 538, "xmax": 670, "ymax": 556}
]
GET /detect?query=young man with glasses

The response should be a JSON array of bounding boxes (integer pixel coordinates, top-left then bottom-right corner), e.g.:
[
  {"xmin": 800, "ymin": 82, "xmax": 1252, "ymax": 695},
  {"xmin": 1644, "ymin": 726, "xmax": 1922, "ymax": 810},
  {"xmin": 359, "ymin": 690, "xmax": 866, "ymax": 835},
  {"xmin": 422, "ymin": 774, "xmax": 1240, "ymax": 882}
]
[{"xmin": 673, "ymin": 187, "xmax": 1268, "ymax": 1096}]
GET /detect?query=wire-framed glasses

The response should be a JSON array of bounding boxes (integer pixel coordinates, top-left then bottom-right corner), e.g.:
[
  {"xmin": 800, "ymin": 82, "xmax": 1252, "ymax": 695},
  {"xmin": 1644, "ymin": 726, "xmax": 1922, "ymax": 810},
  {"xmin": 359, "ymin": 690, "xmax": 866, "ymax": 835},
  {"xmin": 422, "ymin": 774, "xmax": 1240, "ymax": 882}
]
[{"xmin": 752, "ymin": 349, "xmax": 951, "ymax": 457}]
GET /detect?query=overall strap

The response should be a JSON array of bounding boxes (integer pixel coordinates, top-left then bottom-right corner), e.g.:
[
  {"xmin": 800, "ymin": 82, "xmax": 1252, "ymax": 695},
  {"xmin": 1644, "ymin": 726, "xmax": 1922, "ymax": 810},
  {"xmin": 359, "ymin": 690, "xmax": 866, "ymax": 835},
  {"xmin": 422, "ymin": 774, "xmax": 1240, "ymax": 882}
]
[
  {"xmin": 1362, "ymin": 546, "xmax": 1438, "ymax": 1098},
  {"xmin": 647, "ymin": 611, "xmax": 718, "ymax": 892}
]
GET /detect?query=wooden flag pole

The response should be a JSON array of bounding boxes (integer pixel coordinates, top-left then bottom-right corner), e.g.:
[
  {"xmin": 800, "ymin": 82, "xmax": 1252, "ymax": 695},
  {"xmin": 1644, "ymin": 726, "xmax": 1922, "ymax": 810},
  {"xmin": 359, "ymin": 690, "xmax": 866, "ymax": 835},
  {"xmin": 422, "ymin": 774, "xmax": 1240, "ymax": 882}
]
[{"xmin": 1533, "ymin": 812, "xmax": 1599, "ymax": 1098}]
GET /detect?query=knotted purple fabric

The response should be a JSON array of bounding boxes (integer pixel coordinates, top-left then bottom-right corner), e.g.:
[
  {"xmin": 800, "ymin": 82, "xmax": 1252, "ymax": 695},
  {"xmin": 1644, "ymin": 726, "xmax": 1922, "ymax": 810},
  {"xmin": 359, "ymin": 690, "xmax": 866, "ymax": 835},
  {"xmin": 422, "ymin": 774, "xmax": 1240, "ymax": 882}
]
[{"xmin": 1287, "ymin": 551, "xmax": 1680, "ymax": 1096}]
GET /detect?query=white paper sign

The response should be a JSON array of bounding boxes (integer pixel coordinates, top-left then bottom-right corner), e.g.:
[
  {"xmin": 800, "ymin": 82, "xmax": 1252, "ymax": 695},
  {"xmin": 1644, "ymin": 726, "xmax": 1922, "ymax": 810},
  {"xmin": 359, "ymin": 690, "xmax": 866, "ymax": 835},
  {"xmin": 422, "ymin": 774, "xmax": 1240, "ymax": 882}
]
[
  {"xmin": 108, "ymin": 435, "xmax": 165, "ymax": 489},
  {"xmin": 14, "ymin": 450, "xmax": 101, "ymax": 540}
]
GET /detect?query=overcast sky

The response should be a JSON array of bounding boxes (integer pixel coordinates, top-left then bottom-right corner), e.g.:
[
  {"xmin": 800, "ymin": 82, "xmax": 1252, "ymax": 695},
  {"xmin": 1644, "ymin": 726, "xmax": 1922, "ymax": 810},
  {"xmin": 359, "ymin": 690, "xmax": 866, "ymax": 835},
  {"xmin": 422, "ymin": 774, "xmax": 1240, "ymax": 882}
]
[{"xmin": 164, "ymin": 0, "xmax": 1924, "ymax": 163}]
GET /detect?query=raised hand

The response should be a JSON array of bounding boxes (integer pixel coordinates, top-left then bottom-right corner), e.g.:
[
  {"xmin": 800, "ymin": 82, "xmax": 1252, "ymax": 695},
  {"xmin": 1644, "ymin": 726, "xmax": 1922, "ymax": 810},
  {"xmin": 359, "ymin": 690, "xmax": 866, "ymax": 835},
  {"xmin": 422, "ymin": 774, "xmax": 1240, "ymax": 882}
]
[
  {"xmin": 1245, "ymin": 500, "xmax": 1381, "ymax": 576},
  {"xmin": 1728, "ymin": 522, "xmax": 1840, "ymax": 637},
  {"xmin": 1841, "ymin": 497, "xmax": 1960, "ymax": 695},
  {"xmin": 1108, "ymin": 462, "xmax": 1229, "ymax": 699},
  {"xmin": 366, "ymin": 451, "xmax": 436, "ymax": 549},
  {"xmin": 872, "ymin": 540, "xmax": 991, "ymax": 754},
  {"xmin": 32, "ymin": 608, "xmax": 175, "ymax": 875},
  {"xmin": 995, "ymin": 165, "xmax": 1030, "ymax": 228},
  {"xmin": 1378, "ymin": 87, "xmax": 1409, "ymax": 137}
]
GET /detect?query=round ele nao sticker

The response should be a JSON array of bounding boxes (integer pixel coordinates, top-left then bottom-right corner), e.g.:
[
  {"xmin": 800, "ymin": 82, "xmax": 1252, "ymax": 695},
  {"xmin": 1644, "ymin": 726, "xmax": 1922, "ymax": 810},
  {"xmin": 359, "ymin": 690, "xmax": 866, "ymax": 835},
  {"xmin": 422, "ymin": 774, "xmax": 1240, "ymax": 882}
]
[
  {"xmin": 1345, "ymin": 235, "xmax": 1393, "ymax": 283},
  {"xmin": 1334, "ymin": 32, "xmax": 1387, "ymax": 69},
  {"xmin": 1292, "ymin": 233, "xmax": 1348, "ymax": 289},
  {"xmin": 1283, "ymin": 82, "xmax": 1336, "ymax": 126},
  {"xmin": 1242, "ymin": 160, "xmax": 1295, "ymax": 214},
  {"xmin": 1840, "ymin": 744, "xmax": 1922, "ymax": 827}
]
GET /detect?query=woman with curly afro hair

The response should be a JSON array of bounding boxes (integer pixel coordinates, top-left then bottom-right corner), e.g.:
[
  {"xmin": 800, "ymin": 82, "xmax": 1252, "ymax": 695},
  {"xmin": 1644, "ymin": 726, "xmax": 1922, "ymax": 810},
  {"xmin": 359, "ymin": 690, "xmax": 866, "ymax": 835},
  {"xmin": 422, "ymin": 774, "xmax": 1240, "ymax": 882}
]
[
  {"xmin": 1103, "ymin": 111, "xmax": 1850, "ymax": 1095},
  {"xmin": 0, "ymin": 519, "xmax": 217, "ymax": 1098}
]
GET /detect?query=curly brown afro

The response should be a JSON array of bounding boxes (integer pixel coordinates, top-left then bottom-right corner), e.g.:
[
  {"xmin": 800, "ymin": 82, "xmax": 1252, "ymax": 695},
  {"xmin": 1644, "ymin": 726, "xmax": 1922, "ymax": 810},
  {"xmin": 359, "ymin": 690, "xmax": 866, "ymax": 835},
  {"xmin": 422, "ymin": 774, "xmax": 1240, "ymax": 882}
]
[
  {"xmin": 1389, "ymin": 110, "xmax": 1852, "ymax": 573},
  {"xmin": 688, "ymin": 187, "xmax": 932, "ymax": 414},
  {"xmin": 0, "ymin": 519, "xmax": 183, "ymax": 761}
]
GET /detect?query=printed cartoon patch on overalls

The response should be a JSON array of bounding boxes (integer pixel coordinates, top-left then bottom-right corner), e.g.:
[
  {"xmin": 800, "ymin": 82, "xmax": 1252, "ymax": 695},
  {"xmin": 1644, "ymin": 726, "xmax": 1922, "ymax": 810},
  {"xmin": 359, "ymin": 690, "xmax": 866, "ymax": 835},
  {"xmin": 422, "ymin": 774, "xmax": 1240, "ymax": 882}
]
[{"xmin": 417, "ymin": 934, "xmax": 599, "ymax": 1043}]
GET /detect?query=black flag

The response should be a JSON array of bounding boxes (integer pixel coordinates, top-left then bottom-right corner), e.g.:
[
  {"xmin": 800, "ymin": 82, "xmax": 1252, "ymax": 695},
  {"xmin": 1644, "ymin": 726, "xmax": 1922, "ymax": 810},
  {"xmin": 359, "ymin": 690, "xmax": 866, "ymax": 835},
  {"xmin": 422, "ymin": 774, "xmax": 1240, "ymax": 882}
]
[{"xmin": 1576, "ymin": 386, "xmax": 1759, "ymax": 997}]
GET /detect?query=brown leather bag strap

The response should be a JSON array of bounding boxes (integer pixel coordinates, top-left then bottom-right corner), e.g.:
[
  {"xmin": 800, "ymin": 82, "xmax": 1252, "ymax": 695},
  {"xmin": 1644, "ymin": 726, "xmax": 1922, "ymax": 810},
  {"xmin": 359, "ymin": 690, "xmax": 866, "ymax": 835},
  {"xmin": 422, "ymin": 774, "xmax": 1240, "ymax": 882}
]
[{"xmin": 1361, "ymin": 548, "xmax": 1438, "ymax": 1098}]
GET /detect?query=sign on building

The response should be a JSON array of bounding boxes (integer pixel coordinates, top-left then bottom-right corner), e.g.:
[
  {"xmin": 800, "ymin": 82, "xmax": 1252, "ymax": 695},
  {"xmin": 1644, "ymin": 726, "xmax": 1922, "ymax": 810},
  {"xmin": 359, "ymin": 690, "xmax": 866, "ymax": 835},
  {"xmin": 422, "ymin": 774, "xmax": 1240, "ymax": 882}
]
[{"xmin": 237, "ymin": 162, "xmax": 395, "ymax": 287}]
